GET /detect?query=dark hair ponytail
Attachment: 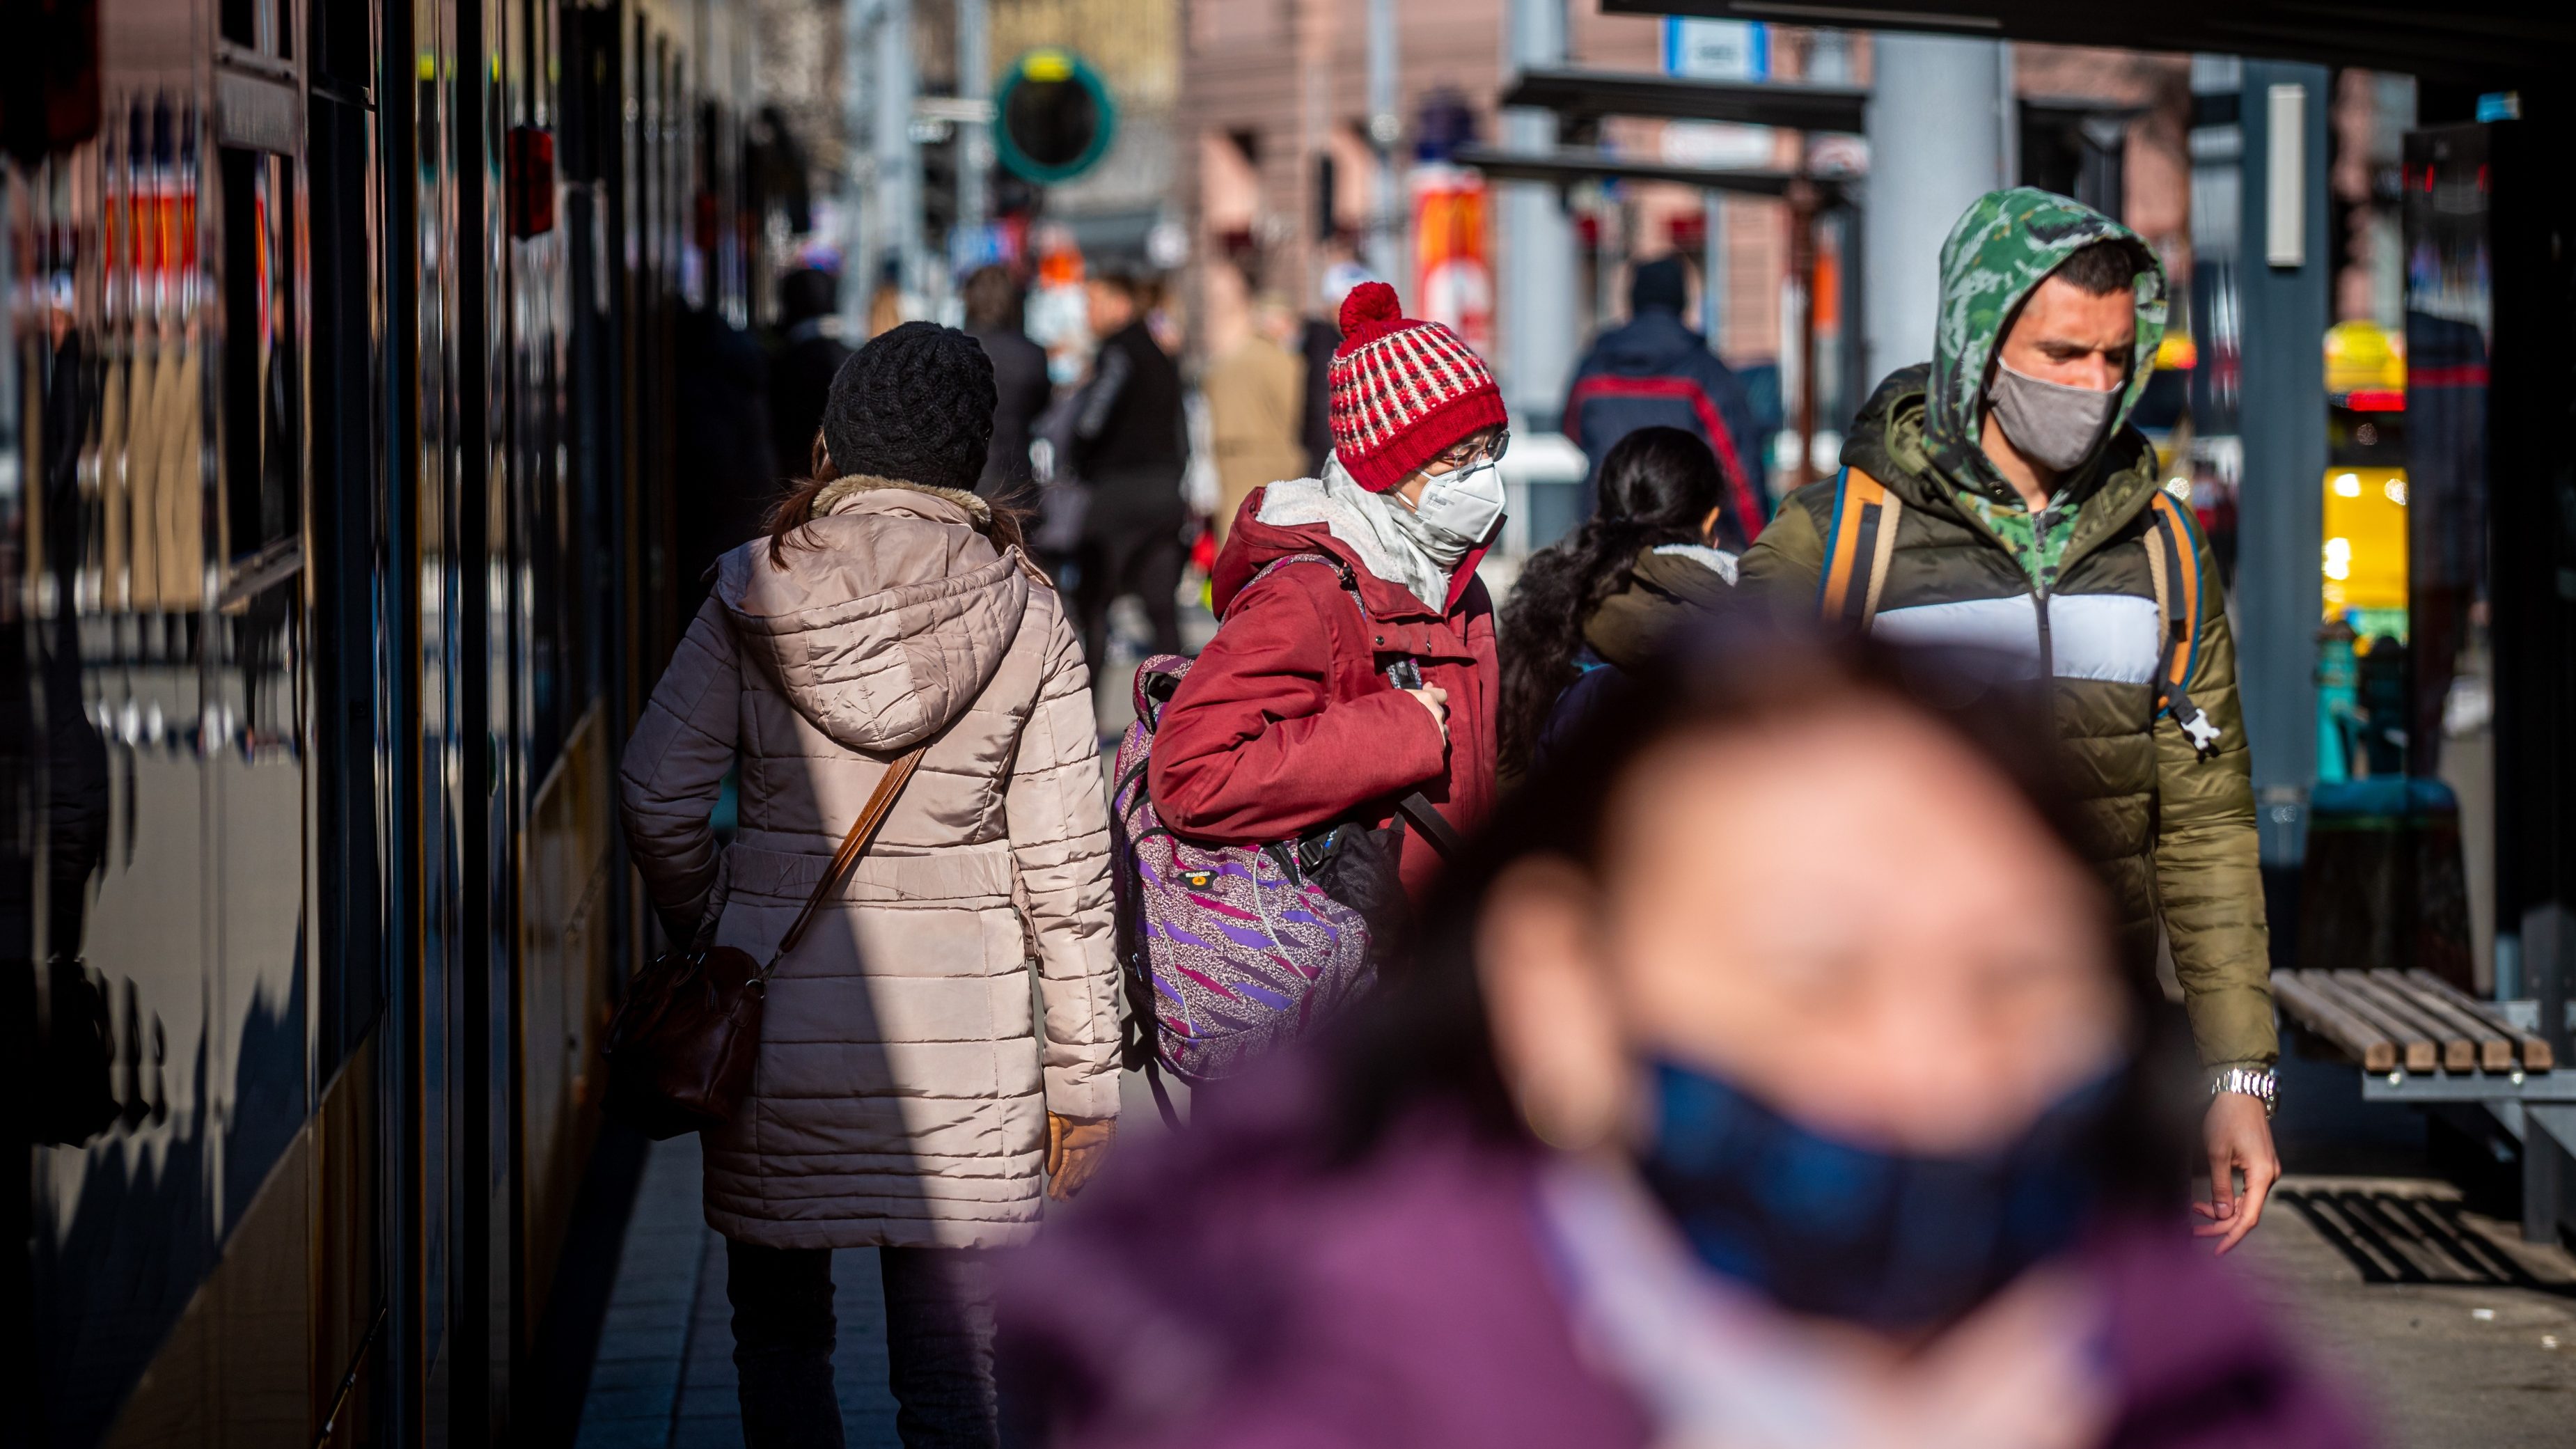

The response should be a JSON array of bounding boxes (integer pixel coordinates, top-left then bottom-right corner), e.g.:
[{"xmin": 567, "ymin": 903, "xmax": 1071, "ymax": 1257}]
[{"xmin": 1495, "ymin": 427, "xmax": 1730, "ymax": 781}]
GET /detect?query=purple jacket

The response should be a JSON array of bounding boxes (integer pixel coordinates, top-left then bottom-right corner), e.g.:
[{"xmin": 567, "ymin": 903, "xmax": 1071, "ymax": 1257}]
[{"xmin": 1000, "ymin": 1067, "xmax": 2366, "ymax": 1449}]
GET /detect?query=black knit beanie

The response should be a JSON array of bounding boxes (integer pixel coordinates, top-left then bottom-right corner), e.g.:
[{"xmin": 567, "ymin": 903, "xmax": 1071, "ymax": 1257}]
[{"xmin": 819, "ymin": 321, "xmax": 998, "ymax": 492}]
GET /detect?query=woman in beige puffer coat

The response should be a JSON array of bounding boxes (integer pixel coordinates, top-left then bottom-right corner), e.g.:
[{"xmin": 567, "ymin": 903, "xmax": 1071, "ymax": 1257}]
[{"xmin": 620, "ymin": 322, "xmax": 1120, "ymax": 1448}]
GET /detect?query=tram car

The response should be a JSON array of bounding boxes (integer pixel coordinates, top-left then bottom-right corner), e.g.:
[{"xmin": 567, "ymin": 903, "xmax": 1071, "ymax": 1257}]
[{"xmin": 1, "ymin": 0, "xmax": 787, "ymax": 1439}]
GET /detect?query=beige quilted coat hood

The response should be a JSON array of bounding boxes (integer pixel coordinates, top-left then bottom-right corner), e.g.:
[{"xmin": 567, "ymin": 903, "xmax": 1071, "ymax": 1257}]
[{"xmin": 620, "ymin": 477, "xmax": 1122, "ymax": 1251}]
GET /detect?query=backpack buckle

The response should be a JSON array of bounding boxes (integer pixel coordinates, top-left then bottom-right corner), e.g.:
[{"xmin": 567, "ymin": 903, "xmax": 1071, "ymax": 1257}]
[{"xmin": 2168, "ymin": 683, "xmax": 2223, "ymax": 757}]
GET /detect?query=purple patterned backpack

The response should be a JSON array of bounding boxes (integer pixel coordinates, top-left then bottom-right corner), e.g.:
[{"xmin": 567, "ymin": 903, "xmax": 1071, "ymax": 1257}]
[{"xmin": 1109, "ymin": 554, "xmax": 1455, "ymax": 1097}]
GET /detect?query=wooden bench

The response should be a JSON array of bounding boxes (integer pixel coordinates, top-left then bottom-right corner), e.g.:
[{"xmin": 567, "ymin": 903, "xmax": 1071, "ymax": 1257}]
[{"xmin": 2272, "ymin": 969, "xmax": 2572, "ymax": 1242}]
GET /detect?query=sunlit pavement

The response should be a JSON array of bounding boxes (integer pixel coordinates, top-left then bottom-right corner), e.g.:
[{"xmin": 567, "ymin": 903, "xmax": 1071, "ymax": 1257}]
[
  {"xmin": 2236, "ymin": 1175, "xmax": 2576, "ymax": 1448},
  {"xmin": 572, "ymin": 1134, "xmax": 901, "ymax": 1449},
  {"xmin": 572, "ymin": 1067, "xmax": 1184, "ymax": 1449}
]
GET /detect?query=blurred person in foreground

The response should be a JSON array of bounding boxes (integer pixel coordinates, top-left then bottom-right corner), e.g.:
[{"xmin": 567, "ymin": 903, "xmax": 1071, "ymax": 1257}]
[
  {"xmin": 768, "ymin": 266, "xmax": 850, "ymax": 483},
  {"xmin": 1564, "ymin": 253, "xmax": 1767, "ymax": 530},
  {"xmin": 1069, "ymin": 267, "xmax": 1191, "ymax": 667},
  {"xmin": 1741, "ymin": 189, "xmax": 2280, "ymax": 1249},
  {"xmin": 1002, "ymin": 622, "xmax": 2362, "ymax": 1449},
  {"xmin": 1200, "ymin": 263, "xmax": 1308, "ymax": 543},
  {"xmin": 1148, "ymin": 281, "xmax": 1505, "ymax": 904},
  {"xmin": 1498, "ymin": 426, "xmax": 1741, "ymax": 785},
  {"xmin": 963, "ymin": 264, "xmax": 1054, "ymax": 502}
]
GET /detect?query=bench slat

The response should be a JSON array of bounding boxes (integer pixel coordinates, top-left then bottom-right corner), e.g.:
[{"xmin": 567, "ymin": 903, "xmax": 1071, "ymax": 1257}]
[
  {"xmin": 2371, "ymin": 970, "xmax": 2516, "ymax": 1072},
  {"xmin": 2273, "ymin": 970, "xmax": 2399, "ymax": 1074},
  {"xmin": 2303, "ymin": 971, "xmax": 2439, "ymax": 1074},
  {"xmin": 2402, "ymin": 969, "xmax": 2555, "ymax": 1072},
  {"xmin": 2341, "ymin": 972, "xmax": 2476, "ymax": 1072}
]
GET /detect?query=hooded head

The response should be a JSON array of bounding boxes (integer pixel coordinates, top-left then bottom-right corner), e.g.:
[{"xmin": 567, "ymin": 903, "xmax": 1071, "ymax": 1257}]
[
  {"xmin": 1923, "ymin": 189, "xmax": 2167, "ymax": 489},
  {"xmin": 1629, "ymin": 255, "xmax": 1690, "ymax": 318}
]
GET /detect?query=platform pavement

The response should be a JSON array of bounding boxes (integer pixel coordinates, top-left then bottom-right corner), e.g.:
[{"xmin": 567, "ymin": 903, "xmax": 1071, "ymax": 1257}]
[{"xmin": 572, "ymin": 1134, "xmax": 902, "ymax": 1449}]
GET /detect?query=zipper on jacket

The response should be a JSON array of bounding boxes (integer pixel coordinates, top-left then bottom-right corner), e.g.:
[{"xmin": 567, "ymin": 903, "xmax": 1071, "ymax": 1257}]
[{"xmin": 2029, "ymin": 506, "xmax": 2054, "ymax": 680}]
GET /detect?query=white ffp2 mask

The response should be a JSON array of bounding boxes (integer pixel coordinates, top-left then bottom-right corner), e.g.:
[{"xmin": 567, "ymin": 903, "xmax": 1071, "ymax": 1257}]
[{"xmin": 1408, "ymin": 458, "xmax": 1508, "ymax": 551}]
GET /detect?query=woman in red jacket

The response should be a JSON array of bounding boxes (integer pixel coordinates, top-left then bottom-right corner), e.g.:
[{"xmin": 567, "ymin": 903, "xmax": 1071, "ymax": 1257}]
[{"xmin": 1148, "ymin": 282, "xmax": 1507, "ymax": 900}]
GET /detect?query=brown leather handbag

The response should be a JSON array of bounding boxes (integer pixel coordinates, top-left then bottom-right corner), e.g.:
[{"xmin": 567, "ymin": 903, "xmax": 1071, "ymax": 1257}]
[{"xmin": 605, "ymin": 743, "xmax": 928, "ymax": 1140}]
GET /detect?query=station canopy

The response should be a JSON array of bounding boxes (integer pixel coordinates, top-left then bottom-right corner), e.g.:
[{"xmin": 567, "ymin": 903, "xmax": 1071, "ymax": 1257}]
[{"xmin": 1603, "ymin": 0, "xmax": 2568, "ymax": 82}]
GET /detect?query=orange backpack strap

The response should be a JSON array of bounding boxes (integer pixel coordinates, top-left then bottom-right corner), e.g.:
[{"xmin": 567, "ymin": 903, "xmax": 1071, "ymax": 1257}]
[
  {"xmin": 2145, "ymin": 491, "xmax": 2222, "ymax": 756},
  {"xmin": 1816, "ymin": 467, "xmax": 1902, "ymax": 629}
]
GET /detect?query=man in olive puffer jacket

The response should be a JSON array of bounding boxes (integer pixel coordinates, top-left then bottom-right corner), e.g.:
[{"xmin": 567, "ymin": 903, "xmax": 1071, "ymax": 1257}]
[{"xmin": 1742, "ymin": 188, "xmax": 2280, "ymax": 1252}]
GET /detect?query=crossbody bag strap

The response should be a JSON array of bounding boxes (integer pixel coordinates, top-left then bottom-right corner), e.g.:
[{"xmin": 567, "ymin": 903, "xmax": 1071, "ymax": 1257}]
[
  {"xmin": 1396, "ymin": 792, "xmax": 1465, "ymax": 860},
  {"xmin": 767, "ymin": 740, "xmax": 932, "ymax": 972}
]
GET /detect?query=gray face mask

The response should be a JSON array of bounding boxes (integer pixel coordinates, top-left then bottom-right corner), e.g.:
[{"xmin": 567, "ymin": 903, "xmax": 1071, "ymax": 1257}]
[{"xmin": 1987, "ymin": 360, "xmax": 2122, "ymax": 474}]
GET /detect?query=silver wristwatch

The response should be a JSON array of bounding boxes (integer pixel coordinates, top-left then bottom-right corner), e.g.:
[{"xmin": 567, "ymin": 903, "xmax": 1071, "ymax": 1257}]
[{"xmin": 2210, "ymin": 1066, "xmax": 2277, "ymax": 1118}]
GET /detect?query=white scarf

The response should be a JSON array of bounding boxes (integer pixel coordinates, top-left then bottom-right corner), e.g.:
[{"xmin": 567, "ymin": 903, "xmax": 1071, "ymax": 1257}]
[{"xmin": 1253, "ymin": 455, "xmax": 1459, "ymax": 610}]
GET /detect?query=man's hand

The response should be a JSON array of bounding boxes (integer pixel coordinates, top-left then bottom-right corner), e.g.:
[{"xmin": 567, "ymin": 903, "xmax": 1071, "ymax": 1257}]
[
  {"xmin": 1046, "ymin": 1113, "xmax": 1116, "ymax": 1201},
  {"xmin": 1404, "ymin": 684, "xmax": 1450, "ymax": 743},
  {"xmin": 2192, "ymin": 1092, "xmax": 2279, "ymax": 1254}
]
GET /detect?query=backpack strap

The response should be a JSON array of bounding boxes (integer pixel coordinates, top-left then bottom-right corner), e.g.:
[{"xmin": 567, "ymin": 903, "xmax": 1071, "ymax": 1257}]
[
  {"xmin": 1232, "ymin": 551, "xmax": 1461, "ymax": 861},
  {"xmin": 2144, "ymin": 490, "xmax": 2223, "ymax": 757},
  {"xmin": 1232, "ymin": 551, "xmax": 1358, "ymax": 621},
  {"xmin": 1816, "ymin": 467, "xmax": 1902, "ymax": 631}
]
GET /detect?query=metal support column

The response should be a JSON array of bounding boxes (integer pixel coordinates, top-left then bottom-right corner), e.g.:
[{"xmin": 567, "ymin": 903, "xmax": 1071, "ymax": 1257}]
[
  {"xmin": 1365, "ymin": 0, "xmax": 1402, "ymax": 292},
  {"xmin": 1860, "ymin": 33, "xmax": 2008, "ymax": 384},
  {"xmin": 2234, "ymin": 61, "xmax": 2330, "ymax": 863},
  {"xmin": 957, "ymin": 0, "xmax": 991, "ymax": 246},
  {"xmin": 840, "ymin": 0, "xmax": 878, "ymax": 335},
  {"xmin": 1501, "ymin": 0, "xmax": 1576, "ymax": 430},
  {"xmin": 874, "ymin": 0, "xmax": 922, "ymax": 307}
]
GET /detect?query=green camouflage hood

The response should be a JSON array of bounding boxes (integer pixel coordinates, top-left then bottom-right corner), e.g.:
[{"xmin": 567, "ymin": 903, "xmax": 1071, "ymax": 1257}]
[{"xmin": 1925, "ymin": 188, "xmax": 2168, "ymax": 492}]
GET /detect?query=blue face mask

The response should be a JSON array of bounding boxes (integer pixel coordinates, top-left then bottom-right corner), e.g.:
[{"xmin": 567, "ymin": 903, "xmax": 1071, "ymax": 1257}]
[{"xmin": 1638, "ymin": 1058, "xmax": 2117, "ymax": 1332}]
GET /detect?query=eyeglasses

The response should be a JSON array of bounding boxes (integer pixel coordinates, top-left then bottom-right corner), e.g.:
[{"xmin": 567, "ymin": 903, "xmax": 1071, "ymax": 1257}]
[{"xmin": 1432, "ymin": 430, "xmax": 1510, "ymax": 471}]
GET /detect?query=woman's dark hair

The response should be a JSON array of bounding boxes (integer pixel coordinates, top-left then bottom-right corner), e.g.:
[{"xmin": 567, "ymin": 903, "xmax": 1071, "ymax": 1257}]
[
  {"xmin": 1495, "ymin": 426, "xmax": 1733, "ymax": 782},
  {"xmin": 1330, "ymin": 613, "xmax": 2192, "ymax": 1211},
  {"xmin": 764, "ymin": 432, "xmax": 1035, "ymax": 565}
]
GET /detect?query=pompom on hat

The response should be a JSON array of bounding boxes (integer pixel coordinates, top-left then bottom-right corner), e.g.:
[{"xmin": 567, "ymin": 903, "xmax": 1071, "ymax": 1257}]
[{"xmin": 1327, "ymin": 282, "xmax": 1508, "ymax": 493}]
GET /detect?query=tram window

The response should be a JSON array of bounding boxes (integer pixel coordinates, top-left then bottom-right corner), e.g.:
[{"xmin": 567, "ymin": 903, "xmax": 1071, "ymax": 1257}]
[
  {"xmin": 310, "ymin": 0, "xmax": 370, "ymax": 94},
  {"xmin": 221, "ymin": 0, "xmax": 288, "ymax": 56},
  {"xmin": 219, "ymin": 146, "xmax": 301, "ymax": 566}
]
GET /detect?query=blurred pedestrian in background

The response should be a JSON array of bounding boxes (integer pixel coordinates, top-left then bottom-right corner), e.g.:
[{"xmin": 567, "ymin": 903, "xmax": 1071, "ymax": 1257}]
[
  {"xmin": 1200, "ymin": 263, "xmax": 1307, "ymax": 542},
  {"xmin": 1005, "ymin": 622, "xmax": 2361, "ymax": 1449},
  {"xmin": 1497, "ymin": 426, "xmax": 1737, "ymax": 785},
  {"xmin": 1563, "ymin": 254, "xmax": 1766, "ymax": 533},
  {"xmin": 962, "ymin": 264, "xmax": 1053, "ymax": 503},
  {"xmin": 622, "ymin": 323, "xmax": 1122, "ymax": 1449},
  {"xmin": 1741, "ymin": 189, "xmax": 2280, "ymax": 1249},
  {"xmin": 1146, "ymin": 282, "xmax": 1505, "ymax": 905},
  {"xmin": 768, "ymin": 266, "xmax": 849, "ymax": 484},
  {"xmin": 1069, "ymin": 267, "xmax": 1191, "ymax": 668},
  {"xmin": 675, "ymin": 302, "xmax": 777, "ymax": 620},
  {"xmin": 1290, "ymin": 259, "xmax": 1365, "ymax": 474}
]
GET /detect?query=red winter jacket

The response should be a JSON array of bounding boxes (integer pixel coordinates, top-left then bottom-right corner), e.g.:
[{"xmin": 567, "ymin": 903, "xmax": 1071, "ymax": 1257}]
[{"xmin": 1147, "ymin": 489, "xmax": 1500, "ymax": 900}]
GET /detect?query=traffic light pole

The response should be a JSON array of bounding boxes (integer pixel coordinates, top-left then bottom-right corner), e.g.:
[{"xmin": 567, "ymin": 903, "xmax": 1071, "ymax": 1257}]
[
  {"xmin": 1500, "ymin": 0, "xmax": 1576, "ymax": 431},
  {"xmin": 957, "ymin": 0, "xmax": 991, "ymax": 246},
  {"xmin": 1365, "ymin": 0, "xmax": 1401, "ymax": 292},
  {"xmin": 874, "ymin": 0, "xmax": 923, "ymax": 310}
]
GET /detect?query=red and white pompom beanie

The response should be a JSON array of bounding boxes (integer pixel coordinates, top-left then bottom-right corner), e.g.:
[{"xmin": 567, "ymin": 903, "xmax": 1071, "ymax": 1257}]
[{"xmin": 1327, "ymin": 282, "xmax": 1508, "ymax": 494}]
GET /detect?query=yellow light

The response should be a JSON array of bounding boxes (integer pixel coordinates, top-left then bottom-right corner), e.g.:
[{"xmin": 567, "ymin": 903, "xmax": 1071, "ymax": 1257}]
[
  {"xmin": 2323, "ymin": 537, "xmax": 2352, "ymax": 581},
  {"xmin": 1023, "ymin": 50, "xmax": 1074, "ymax": 81},
  {"xmin": 2385, "ymin": 478, "xmax": 2408, "ymax": 506},
  {"xmin": 2333, "ymin": 473, "xmax": 2362, "ymax": 497}
]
